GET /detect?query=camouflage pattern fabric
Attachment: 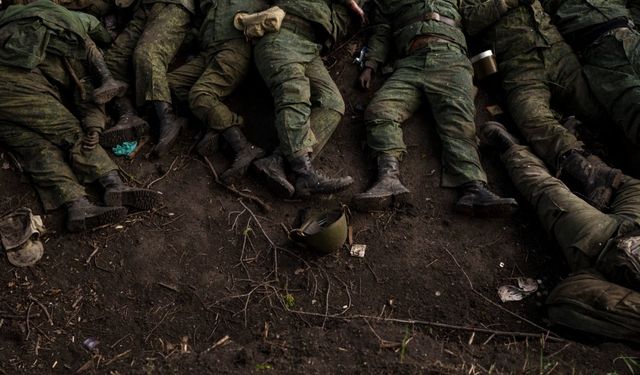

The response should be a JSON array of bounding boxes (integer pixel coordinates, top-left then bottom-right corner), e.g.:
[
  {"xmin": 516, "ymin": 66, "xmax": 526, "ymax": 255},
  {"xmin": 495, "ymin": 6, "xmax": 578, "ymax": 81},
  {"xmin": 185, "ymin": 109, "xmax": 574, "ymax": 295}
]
[
  {"xmin": 104, "ymin": 2, "xmax": 191, "ymax": 106},
  {"xmin": 57, "ymin": 0, "xmax": 116, "ymax": 17}
]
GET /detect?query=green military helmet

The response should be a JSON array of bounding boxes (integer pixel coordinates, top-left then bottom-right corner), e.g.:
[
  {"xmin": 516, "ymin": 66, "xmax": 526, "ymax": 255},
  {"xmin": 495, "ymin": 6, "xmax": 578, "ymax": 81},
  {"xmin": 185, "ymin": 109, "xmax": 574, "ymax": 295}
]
[{"xmin": 290, "ymin": 209, "xmax": 348, "ymax": 254}]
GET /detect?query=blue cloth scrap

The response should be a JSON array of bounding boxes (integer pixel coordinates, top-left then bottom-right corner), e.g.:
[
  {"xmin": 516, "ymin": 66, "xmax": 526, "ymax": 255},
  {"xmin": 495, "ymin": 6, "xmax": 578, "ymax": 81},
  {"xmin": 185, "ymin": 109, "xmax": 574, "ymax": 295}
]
[{"xmin": 112, "ymin": 141, "xmax": 138, "ymax": 156}]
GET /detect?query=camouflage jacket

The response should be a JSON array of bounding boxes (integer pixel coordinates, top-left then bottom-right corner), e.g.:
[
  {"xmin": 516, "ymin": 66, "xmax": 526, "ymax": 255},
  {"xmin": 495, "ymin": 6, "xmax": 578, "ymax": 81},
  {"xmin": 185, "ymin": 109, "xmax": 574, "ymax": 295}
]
[
  {"xmin": 542, "ymin": 0, "xmax": 632, "ymax": 36},
  {"xmin": 143, "ymin": 0, "xmax": 197, "ymax": 14},
  {"xmin": 0, "ymin": 0, "xmax": 109, "ymax": 69},
  {"xmin": 365, "ymin": 0, "xmax": 468, "ymax": 70},
  {"xmin": 199, "ymin": 0, "xmax": 267, "ymax": 47},
  {"xmin": 461, "ymin": 0, "xmax": 563, "ymax": 61}
]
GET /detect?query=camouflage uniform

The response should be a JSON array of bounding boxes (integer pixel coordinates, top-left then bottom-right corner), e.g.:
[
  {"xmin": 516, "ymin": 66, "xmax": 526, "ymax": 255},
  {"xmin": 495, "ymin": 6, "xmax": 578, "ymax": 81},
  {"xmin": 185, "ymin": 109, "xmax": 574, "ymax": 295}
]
[
  {"xmin": 104, "ymin": 0, "xmax": 194, "ymax": 107},
  {"xmin": 57, "ymin": 0, "xmax": 116, "ymax": 17},
  {"xmin": 0, "ymin": 2, "xmax": 117, "ymax": 210},
  {"xmin": 462, "ymin": 0, "xmax": 605, "ymax": 171},
  {"xmin": 168, "ymin": 0, "xmax": 267, "ymax": 132},
  {"xmin": 630, "ymin": 0, "xmax": 640, "ymax": 26},
  {"xmin": 542, "ymin": 0, "xmax": 640, "ymax": 145},
  {"xmin": 363, "ymin": 0, "xmax": 487, "ymax": 187},
  {"xmin": 252, "ymin": 0, "xmax": 358, "ymax": 158}
]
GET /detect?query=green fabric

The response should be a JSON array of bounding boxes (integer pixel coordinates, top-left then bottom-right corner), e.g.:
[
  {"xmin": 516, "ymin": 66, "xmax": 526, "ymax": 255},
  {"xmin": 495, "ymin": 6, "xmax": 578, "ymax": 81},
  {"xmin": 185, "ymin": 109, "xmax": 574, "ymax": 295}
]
[
  {"xmin": 366, "ymin": 0, "xmax": 468, "ymax": 69},
  {"xmin": 364, "ymin": 43, "xmax": 487, "ymax": 188},
  {"xmin": 546, "ymin": 270, "xmax": 640, "ymax": 343},
  {"xmin": 105, "ymin": 2, "xmax": 191, "ymax": 106},
  {"xmin": 143, "ymin": 0, "xmax": 196, "ymax": 14},
  {"xmin": 501, "ymin": 145, "xmax": 640, "ymax": 272},
  {"xmin": 57, "ymin": 0, "xmax": 117, "ymax": 18},
  {"xmin": 542, "ymin": 0, "xmax": 630, "ymax": 36},
  {"xmin": 254, "ymin": 28, "xmax": 345, "ymax": 158},
  {"xmin": 273, "ymin": 0, "xmax": 358, "ymax": 44},
  {"xmin": 0, "ymin": 0, "xmax": 107, "ymax": 69},
  {"xmin": 0, "ymin": 63, "xmax": 117, "ymax": 211},
  {"xmin": 199, "ymin": 0, "xmax": 267, "ymax": 47},
  {"xmin": 167, "ymin": 54, "xmax": 205, "ymax": 104},
  {"xmin": 629, "ymin": 0, "xmax": 640, "ymax": 25},
  {"xmin": 462, "ymin": 1, "xmax": 564, "ymax": 62}
]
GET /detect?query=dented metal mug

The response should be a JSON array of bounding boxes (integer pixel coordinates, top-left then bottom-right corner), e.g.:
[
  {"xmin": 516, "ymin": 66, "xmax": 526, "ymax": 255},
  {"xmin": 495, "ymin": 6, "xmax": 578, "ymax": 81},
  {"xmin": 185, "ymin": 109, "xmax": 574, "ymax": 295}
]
[{"xmin": 470, "ymin": 50, "xmax": 498, "ymax": 80}]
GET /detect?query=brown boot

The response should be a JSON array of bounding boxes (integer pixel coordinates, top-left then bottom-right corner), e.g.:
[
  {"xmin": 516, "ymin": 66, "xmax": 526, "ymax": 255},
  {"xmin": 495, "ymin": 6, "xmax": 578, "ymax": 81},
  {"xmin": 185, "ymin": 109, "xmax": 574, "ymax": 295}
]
[
  {"xmin": 289, "ymin": 153, "xmax": 353, "ymax": 197},
  {"xmin": 86, "ymin": 39, "xmax": 128, "ymax": 105},
  {"xmin": 219, "ymin": 126, "xmax": 265, "ymax": 185},
  {"xmin": 101, "ymin": 97, "xmax": 149, "ymax": 148},
  {"xmin": 353, "ymin": 154, "xmax": 410, "ymax": 211},
  {"xmin": 252, "ymin": 151, "xmax": 295, "ymax": 198},
  {"xmin": 66, "ymin": 197, "xmax": 127, "ymax": 232},
  {"xmin": 560, "ymin": 151, "xmax": 622, "ymax": 210},
  {"xmin": 98, "ymin": 170, "xmax": 161, "ymax": 210}
]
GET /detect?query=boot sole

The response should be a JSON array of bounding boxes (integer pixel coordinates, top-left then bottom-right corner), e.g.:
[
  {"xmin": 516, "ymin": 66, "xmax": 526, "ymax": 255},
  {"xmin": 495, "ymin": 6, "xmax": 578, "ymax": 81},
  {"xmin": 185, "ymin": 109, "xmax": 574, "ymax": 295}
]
[
  {"xmin": 67, "ymin": 206, "xmax": 128, "ymax": 232},
  {"xmin": 221, "ymin": 148, "xmax": 266, "ymax": 186},
  {"xmin": 104, "ymin": 189, "xmax": 161, "ymax": 210},
  {"xmin": 353, "ymin": 192, "xmax": 409, "ymax": 212},
  {"xmin": 589, "ymin": 169, "xmax": 623, "ymax": 210},
  {"xmin": 100, "ymin": 121, "xmax": 149, "ymax": 148},
  {"xmin": 92, "ymin": 82, "xmax": 128, "ymax": 105},
  {"xmin": 295, "ymin": 178, "xmax": 354, "ymax": 198},
  {"xmin": 454, "ymin": 199, "xmax": 518, "ymax": 218},
  {"xmin": 252, "ymin": 162, "xmax": 295, "ymax": 198}
]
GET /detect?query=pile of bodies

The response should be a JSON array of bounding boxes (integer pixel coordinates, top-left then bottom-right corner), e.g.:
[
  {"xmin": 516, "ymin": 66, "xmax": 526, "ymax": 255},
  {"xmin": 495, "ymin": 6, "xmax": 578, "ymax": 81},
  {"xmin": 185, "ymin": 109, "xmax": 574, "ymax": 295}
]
[{"xmin": 0, "ymin": 0, "xmax": 639, "ymax": 343}]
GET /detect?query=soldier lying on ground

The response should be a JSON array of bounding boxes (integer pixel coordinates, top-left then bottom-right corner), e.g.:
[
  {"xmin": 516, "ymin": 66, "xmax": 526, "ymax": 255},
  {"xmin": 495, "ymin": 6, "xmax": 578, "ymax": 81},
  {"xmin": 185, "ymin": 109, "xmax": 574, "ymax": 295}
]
[
  {"xmin": 0, "ymin": 0, "xmax": 160, "ymax": 231},
  {"xmin": 542, "ymin": 0, "xmax": 640, "ymax": 151},
  {"xmin": 353, "ymin": 0, "xmax": 518, "ymax": 215},
  {"xmin": 250, "ymin": 0, "xmax": 366, "ymax": 198},
  {"xmin": 481, "ymin": 121, "xmax": 640, "ymax": 343},
  {"xmin": 104, "ymin": 0, "xmax": 195, "ymax": 156},
  {"xmin": 462, "ymin": 0, "xmax": 622, "ymax": 211},
  {"xmin": 167, "ymin": 0, "xmax": 270, "ymax": 185}
]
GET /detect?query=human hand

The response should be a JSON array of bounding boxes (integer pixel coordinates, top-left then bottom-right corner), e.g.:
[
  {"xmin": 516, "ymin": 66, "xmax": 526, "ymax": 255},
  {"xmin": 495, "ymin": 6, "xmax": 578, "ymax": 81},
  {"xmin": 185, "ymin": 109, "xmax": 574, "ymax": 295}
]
[
  {"xmin": 347, "ymin": 0, "xmax": 366, "ymax": 24},
  {"xmin": 359, "ymin": 67, "xmax": 374, "ymax": 90}
]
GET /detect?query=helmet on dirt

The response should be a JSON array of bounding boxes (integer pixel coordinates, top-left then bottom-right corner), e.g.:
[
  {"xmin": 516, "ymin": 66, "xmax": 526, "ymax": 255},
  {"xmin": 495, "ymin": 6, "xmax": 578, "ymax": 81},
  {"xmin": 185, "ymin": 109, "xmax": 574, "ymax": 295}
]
[{"xmin": 290, "ymin": 209, "xmax": 348, "ymax": 254}]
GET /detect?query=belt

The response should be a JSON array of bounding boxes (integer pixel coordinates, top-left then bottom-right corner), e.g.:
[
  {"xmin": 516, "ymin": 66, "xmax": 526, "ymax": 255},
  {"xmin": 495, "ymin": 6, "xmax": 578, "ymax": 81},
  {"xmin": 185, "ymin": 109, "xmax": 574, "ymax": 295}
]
[
  {"xmin": 281, "ymin": 14, "xmax": 319, "ymax": 43},
  {"xmin": 408, "ymin": 34, "xmax": 456, "ymax": 54},
  {"xmin": 399, "ymin": 12, "xmax": 461, "ymax": 30}
]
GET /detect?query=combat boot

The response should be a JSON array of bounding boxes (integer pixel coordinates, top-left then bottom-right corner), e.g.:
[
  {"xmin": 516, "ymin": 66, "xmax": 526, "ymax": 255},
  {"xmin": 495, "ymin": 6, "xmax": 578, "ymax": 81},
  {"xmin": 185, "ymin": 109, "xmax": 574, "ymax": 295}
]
[
  {"xmin": 152, "ymin": 101, "xmax": 187, "ymax": 156},
  {"xmin": 353, "ymin": 154, "xmax": 410, "ymax": 211},
  {"xmin": 480, "ymin": 121, "xmax": 519, "ymax": 152},
  {"xmin": 195, "ymin": 130, "xmax": 220, "ymax": 156},
  {"xmin": 98, "ymin": 170, "xmax": 161, "ymax": 210},
  {"xmin": 219, "ymin": 126, "xmax": 265, "ymax": 185},
  {"xmin": 101, "ymin": 97, "xmax": 149, "ymax": 148},
  {"xmin": 253, "ymin": 151, "xmax": 295, "ymax": 198},
  {"xmin": 559, "ymin": 150, "xmax": 622, "ymax": 210},
  {"xmin": 289, "ymin": 154, "xmax": 353, "ymax": 197},
  {"xmin": 455, "ymin": 181, "xmax": 518, "ymax": 217},
  {"xmin": 86, "ymin": 40, "xmax": 128, "ymax": 105},
  {"xmin": 66, "ymin": 197, "xmax": 128, "ymax": 232}
]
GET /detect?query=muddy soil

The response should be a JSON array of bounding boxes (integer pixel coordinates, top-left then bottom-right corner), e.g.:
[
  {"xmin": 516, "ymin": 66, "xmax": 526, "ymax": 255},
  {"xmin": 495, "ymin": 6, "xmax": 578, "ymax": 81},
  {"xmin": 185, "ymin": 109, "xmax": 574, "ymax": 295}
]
[{"xmin": 0, "ymin": 42, "xmax": 638, "ymax": 374}]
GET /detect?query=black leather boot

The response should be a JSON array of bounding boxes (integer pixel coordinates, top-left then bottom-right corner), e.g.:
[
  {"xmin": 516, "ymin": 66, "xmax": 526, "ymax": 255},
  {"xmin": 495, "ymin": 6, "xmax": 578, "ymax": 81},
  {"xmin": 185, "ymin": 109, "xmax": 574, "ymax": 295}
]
[
  {"xmin": 353, "ymin": 154, "xmax": 410, "ymax": 211},
  {"xmin": 101, "ymin": 97, "xmax": 149, "ymax": 148},
  {"xmin": 66, "ymin": 197, "xmax": 127, "ymax": 232},
  {"xmin": 219, "ymin": 126, "xmax": 265, "ymax": 185},
  {"xmin": 98, "ymin": 170, "xmax": 161, "ymax": 210},
  {"xmin": 252, "ymin": 151, "xmax": 295, "ymax": 198},
  {"xmin": 560, "ymin": 150, "xmax": 622, "ymax": 210},
  {"xmin": 86, "ymin": 40, "xmax": 128, "ymax": 105},
  {"xmin": 152, "ymin": 101, "xmax": 186, "ymax": 156},
  {"xmin": 289, "ymin": 153, "xmax": 353, "ymax": 197},
  {"xmin": 480, "ymin": 121, "xmax": 519, "ymax": 152},
  {"xmin": 455, "ymin": 181, "xmax": 518, "ymax": 216}
]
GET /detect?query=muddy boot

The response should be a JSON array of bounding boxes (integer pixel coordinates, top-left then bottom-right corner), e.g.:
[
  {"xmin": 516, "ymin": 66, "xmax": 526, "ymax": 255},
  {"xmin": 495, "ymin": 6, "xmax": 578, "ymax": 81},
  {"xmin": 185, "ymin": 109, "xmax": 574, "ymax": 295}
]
[
  {"xmin": 480, "ymin": 121, "xmax": 519, "ymax": 153},
  {"xmin": 353, "ymin": 154, "xmax": 410, "ymax": 211},
  {"xmin": 66, "ymin": 197, "xmax": 128, "ymax": 232},
  {"xmin": 455, "ymin": 181, "xmax": 518, "ymax": 217},
  {"xmin": 195, "ymin": 130, "xmax": 220, "ymax": 156},
  {"xmin": 98, "ymin": 170, "xmax": 161, "ymax": 210},
  {"xmin": 253, "ymin": 151, "xmax": 295, "ymax": 198},
  {"xmin": 152, "ymin": 101, "xmax": 187, "ymax": 157},
  {"xmin": 559, "ymin": 150, "xmax": 622, "ymax": 210},
  {"xmin": 219, "ymin": 126, "xmax": 265, "ymax": 185},
  {"xmin": 101, "ymin": 97, "xmax": 149, "ymax": 148},
  {"xmin": 289, "ymin": 153, "xmax": 353, "ymax": 197},
  {"xmin": 86, "ymin": 40, "xmax": 128, "ymax": 105}
]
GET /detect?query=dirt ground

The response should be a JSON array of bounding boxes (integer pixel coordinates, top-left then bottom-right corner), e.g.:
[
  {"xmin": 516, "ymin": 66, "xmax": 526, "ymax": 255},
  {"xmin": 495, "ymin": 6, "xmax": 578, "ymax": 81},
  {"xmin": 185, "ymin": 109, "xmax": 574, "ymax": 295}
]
[{"xmin": 0, "ymin": 40, "xmax": 638, "ymax": 374}]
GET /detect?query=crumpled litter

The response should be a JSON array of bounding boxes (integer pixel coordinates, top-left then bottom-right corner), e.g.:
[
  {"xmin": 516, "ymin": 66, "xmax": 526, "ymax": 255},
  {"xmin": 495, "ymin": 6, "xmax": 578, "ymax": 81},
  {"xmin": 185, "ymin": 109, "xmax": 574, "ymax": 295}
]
[
  {"xmin": 112, "ymin": 141, "xmax": 137, "ymax": 156},
  {"xmin": 498, "ymin": 277, "xmax": 539, "ymax": 302}
]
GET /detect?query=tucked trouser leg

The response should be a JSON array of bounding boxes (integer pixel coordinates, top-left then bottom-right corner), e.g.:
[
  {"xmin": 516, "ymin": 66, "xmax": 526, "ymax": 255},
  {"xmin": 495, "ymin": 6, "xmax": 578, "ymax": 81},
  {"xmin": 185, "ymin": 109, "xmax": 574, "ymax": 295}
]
[
  {"xmin": 104, "ymin": 5, "xmax": 147, "ymax": 84},
  {"xmin": 188, "ymin": 40, "xmax": 252, "ymax": 131},
  {"xmin": 168, "ymin": 54, "xmax": 206, "ymax": 104},
  {"xmin": 133, "ymin": 3, "xmax": 190, "ymax": 106},
  {"xmin": 501, "ymin": 145, "xmax": 619, "ymax": 271},
  {"xmin": 501, "ymin": 51, "xmax": 583, "ymax": 170}
]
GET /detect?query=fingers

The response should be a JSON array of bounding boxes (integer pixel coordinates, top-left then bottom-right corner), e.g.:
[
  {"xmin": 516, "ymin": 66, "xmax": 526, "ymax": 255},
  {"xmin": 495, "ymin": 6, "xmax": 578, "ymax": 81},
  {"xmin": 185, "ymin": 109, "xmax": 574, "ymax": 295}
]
[{"xmin": 348, "ymin": 0, "xmax": 366, "ymax": 23}]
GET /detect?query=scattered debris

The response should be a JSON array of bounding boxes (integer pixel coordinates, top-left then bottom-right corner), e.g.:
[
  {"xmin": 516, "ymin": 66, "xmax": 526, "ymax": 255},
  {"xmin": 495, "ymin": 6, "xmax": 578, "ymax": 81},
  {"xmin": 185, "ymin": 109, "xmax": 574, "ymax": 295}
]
[
  {"xmin": 0, "ymin": 207, "xmax": 45, "ymax": 267},
  {"xmin": 498, "ymin": 278, "xmax": 539, "ymax": 302},
  {"xmin": 350, "ymin": 244, "xmax": 367, "ymax": 257},
  {"xmin": 82, "ymin": 337, "xmax": 99, "ymax": 351},
  {"xmin": 112, "ymin": 141, "xmax": 138, "ymax": 156}
]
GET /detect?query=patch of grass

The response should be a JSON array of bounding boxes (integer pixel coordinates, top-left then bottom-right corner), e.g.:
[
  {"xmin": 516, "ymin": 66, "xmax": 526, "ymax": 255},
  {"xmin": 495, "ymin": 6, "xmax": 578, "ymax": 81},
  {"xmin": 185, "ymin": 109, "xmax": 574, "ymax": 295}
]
[
  {"xmin": 608, "ymin": 356, "xmax": 640, "ymax": 375},
  {"xmin": 284, "ymin": 293, "xmax": 295, "ymax": 309},
  {"xmin": 256, "ymin": 363, "xmax": 273, "ymax": 371}
]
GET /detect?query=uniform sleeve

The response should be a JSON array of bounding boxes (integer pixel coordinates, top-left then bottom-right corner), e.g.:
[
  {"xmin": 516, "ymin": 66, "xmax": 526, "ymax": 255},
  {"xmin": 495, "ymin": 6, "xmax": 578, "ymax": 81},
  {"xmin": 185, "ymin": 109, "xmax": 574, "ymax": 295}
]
[
  {"xmin": 75, "ymin": 11, "xmax": 112, "ymax": 45},
  {"xmin": 363, "ymin": 0, "xmax": 391, "ymax": 72},
  {"xmin": 460, "ymin": 0, "xmax": 511, "ymax": 36}
]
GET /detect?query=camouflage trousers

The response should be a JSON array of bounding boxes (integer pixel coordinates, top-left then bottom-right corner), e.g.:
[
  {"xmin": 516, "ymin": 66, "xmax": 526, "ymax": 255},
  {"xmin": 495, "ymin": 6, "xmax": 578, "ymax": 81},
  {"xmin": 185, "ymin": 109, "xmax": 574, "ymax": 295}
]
[
  {"xmin": 499, "ymin": 41, "xmax": 604, "ymax": 171},
  {"xmin": 254, "ymin": 28, "xmax": 345, "ymax": 159},
  {"xmin": 0, "ymin": 65, "xmax": 117, "ymax": 211},
  {"xmin": 364, "ymin": 43, "xmax": 486, "ymax": 188},
  {"xmin": 105, "ymin": 2, "xmax": 190, "ymax": 107},
  {"xmin": 168, "ymin": 39, "xmax": 251, "ymax": 131},
  {"xmin": 582, "ymin": 27, "xmax": 640, "ymax": 145},
  {"xmin": 502, "ymin": 145, "xmax": 640, "ymax": 273}
]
